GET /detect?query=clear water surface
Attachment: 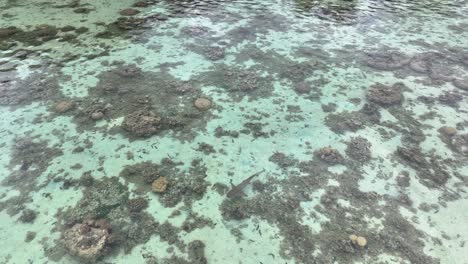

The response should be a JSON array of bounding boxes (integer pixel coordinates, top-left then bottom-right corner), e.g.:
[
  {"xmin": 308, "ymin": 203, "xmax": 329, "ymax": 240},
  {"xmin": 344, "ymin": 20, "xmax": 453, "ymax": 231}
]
[{"xmin": 0, "ymin": 0, "xmax": 467, "ymax": 263}]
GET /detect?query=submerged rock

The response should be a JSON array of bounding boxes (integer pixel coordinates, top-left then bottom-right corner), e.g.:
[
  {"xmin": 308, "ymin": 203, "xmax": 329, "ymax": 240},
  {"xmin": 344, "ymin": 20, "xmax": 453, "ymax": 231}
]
[
  {"xmin": 188, "ymin": 240, "xmax": 207, "ymax": 264},
  {"xmin": 221, "ymin": 69, "xmax": 265, "ymax": 92},
  {"xmin": 114, "ymin": 64, "xmax": 142, "ymax": 78},
  {"xmin": 461, "ymin": 53, "xmax": 468, "ymax": 67},
  {"xmin": 57, "ymin": 176, "xmax": 160, "ymax": 256},
  {"xmin": 174, "ymin": 82, "xmax": 195, "ymax": 94},
  {"xmin": 409, "ymin": 52, "xmax": 459, "ymax": 81},
  {"xmin": 127, "ymin": 197, "xmax": 149, "ymax": 213},
  {"xmin": 134, "ymin": 1, "xmax": 152, "ymax": 7},
  {"xmin": 90, "ymin": 111, "xmax": 104, "ymax": 120},
  {"xmin": 439, "ymin": 126, "xmax": 457, "ymax": 137},
  {"xmin": 349, "ymin": 234, "xmax": 367, "ymax": 248},
  {"xmin": 63, "ymin": 220, "xmax": 110, "ymax": 262},
  {"xmin": 121, "ymin": 110, "xmax": 162, "ymax": 137},
  {"xmin": 120, "ymin": 9, "xmax": 140, "ymax": 16},
  {"xmin": 19, "ymin": 209, "xmax": 37, "ymax": 223},
  {"xmin": 25, "ymin": 231, "xmax": 36, "ymax": 242},
  {"xmin": 345, "ymin": 137, "xmax": 371, "ymax": 163},
  {"xmin": 325, "ymin": 112, "xmax": 365, "ymax": 134},
  {"xmin": 409, "ymin": 52, "xmax": 443, "ymax": 73},
  {"xmin": 438, "ymin": 91, "xmax": 463, "ymax": 106},
  {"xmin": 194, "ymin": 98, "xmax": 212, "ymax": 111},
  {"xmin": 152, "ymin": 176, "xmax": 168, "ymax": 193},
  {"xmin": 0, "ymin": 26, "xmax": 20, "ymax": 39},
  {"xmin": 54, "ymin": 100, "xmax": 75, "ymax": 113},
  {"xmin": 220, "ymin": 199, "xmax": 250, "ymax": 220},
  {"xmin": 206, "ymin": 46, "xmax": 225, "ymax": 60},
  {"xmin": 409, "ymin": 53, "xmax": 434, "ymax": 73},
  {"xmin": 397, "ymin": 146, "xmax": 450, "ymax": 185},
  {"xmin": 367, "ymin": 82, "xmax": 404, "ymax": 106},
  {"xmin": 452, "ymin": 134, "xmax": 468, "ymax": 155},
  {"xmin": 294, "ymin": 81, "xmax": 312, "ymax": 94},
  {"xmin": 315, "ymin": 147, "xmax": 344, "ymax": 165},
  {"xmin": 397, "ymin": 147, "xmax": 425, "ymax": 165},
  {"xmin": 115, "ymin": 17, "xmax": 147, "ymax": 30},
  {"xmin": 364, "ymin": 51, "xmax": 410, "ymax": 71},
  {"xmin": 453, "ymin": 78, "xmax": 468, "ymax": 90},
  {"xmin": 74, "ymin": 8, "xmax": 93, "ymax": 14}
]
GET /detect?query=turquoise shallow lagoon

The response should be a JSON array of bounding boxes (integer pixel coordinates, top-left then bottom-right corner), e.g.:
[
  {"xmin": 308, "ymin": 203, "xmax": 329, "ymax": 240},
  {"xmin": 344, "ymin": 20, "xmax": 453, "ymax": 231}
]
[{"xmin": 0, "ymin": 0, "xmax": 468, "ymax": 263}]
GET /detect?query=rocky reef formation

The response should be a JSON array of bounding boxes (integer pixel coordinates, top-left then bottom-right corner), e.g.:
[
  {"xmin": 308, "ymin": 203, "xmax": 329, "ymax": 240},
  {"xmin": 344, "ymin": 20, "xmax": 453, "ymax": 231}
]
[
  {"xmin": 199, "ymin": 66, "xmax": 274, "ymax": 101},
  {"xmin": 451, "ymin": 133, "xmax": 468, "ymax": 155},
  {"xmin": 121, "ymin": 110, "xmax": 162, "ymax": 137},
  {"xmin": 220, "ymin": 156, "xmax": 439, "ymax": 264},
  {"xmin": 438, "ymin": 91, "xmax": 463, "ymax": 107},
  {"xmin": 367, "ymin": 82, "xmax": 405, "ymax": 106},
  {"xmin": 156, "ymin": 162, "xmax": 209, "ymax": 208},
  {"xmin": 54, "ymin": 100, "xmax": 75, "ymax": 113},
  {"xmin": 55, "ymin": 177, "xmax": 159, "ymax": 261},
  {"xmin": 396, "ymin": 147, "xmax": 450, "ymax": 186},
  {"xmin": 114, "ymin": 64, "xmax": 142, "ymax": 78},
  {"xmin": 345, "ymin": 137, "xmax": 372, "ymax": 163},
  {"xmin": 453, "ymin": 78, "xmax": 468, "ymax": 90},
  {"xmin": 409, "ymin": 52, "xmax": 460, "ymax": 81},
  {"xmin": 120, "ymin": 159, "xmax": 209, "ymax": 207},
  {"xmin": 325, "ymin": 111, "xmax": 365, "ymax": 134},
  {"xmin": 315, "ymin": 147, "xmax": 344, "ymax": 165},
  {"xmin": 363, "ymin": 51, "xmax": 410, "ymax": 70},
  {"xmin": 73, "ymin": 64, "xmax": 214, "ymax": 140},
  {"xmin": 0, "ymin": 25, "xmax": 59, "ymax": 47},
  {"xmin": 293, "ymin": 81, "xmax": 313, "ymax": 94},
  {"xmin": 18, "ymin": 209, "xmax": 37, "ymax": 223},
  {"xmin": 62, "ymin": 220, "xmax": 111, "ymax": 262},
  {"xmin": 363, "ymin": 49, "xmax": 468, "ymax": 92}
]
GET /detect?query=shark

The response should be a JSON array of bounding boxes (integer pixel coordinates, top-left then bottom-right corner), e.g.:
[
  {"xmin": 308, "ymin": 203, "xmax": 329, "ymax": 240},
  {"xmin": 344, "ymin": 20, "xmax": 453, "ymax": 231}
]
[{"xmin": 227, "ymin": 169, "xmax": 265, "ymax": 199}]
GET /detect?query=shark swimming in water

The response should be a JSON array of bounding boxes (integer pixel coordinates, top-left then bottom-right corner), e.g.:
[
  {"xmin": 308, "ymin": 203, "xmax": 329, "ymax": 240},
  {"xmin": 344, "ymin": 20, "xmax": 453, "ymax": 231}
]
[{"xmin": 227, "ymin": 169, "xmax": 265, "ymax": 199}]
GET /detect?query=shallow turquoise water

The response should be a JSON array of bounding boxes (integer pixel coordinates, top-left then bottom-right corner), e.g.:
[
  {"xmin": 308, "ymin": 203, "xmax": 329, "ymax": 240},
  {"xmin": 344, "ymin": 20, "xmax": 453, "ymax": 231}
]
[{"xmin": 0, "ymin": 0, "xmax": 468, "ymax": 263}]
